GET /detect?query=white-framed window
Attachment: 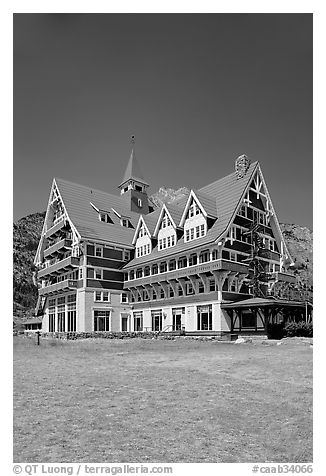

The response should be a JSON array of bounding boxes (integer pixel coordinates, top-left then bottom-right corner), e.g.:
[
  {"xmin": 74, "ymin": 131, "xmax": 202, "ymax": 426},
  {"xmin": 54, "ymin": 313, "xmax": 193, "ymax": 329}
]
[
  {"xmin": 95, "ymin": 268, "xmax": 103, "ymax": 280},
  {"xmin": 239, "ymin": 204, "xmax": 247, "ymax": 217},
  {"xmin": 230, "ymin": 251, "xmax": 237, "ymax": 262},
  {"xmin": 99, "ymin": 212, "xmax": 110, "ymax": 223},
  {"xmin": 123, "ymin": 250, "xmax": 131, "ymax": 261},
  {"xmin": 138, "ymin": 199, "xmax": 142, "ymax": 208},
  {"xmin": 94, "ymin": 291, "xmax": 110, "ymax": 302},
  {"xmin": 121, "ymin": 218, "xmax": 128, "ymax": 227},
  {"xmin": 94, "ymin": 310, "xmax": 111, "ymax": 331},
  {"xmin": 139, "ymin": 224, "xmax": 147, "ymax": 238},
  {"xmin": 95, "ymin": 245, "xmax": 103, "ymax": 257},
  {"xmin": 186, "ymin": 282, "xmax": 194, "ymax": 295},
  {"xmin": 79, "ymin": 268, "xmax": 83, "ymax": 280},
  {"xmin": 162, "ymin": 214, "xmax": 171, "ymax": 228},
  {"xmin": 121, "ymin": 292, "xmax": 128, "ymax": 303}
]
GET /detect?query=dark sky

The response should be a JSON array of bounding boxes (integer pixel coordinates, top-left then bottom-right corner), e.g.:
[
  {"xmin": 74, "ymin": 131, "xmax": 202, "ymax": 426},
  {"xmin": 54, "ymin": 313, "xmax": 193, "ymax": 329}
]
[{"xmin": 13, "ymin": 13, "xmax": 312, "ymax": 228}]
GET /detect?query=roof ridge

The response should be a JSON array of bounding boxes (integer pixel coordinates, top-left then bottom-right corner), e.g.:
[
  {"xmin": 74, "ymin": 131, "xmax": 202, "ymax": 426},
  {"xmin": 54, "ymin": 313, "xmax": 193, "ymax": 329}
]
[
  {"xmin": 55, "ymin": 177, "xmax": 122, "ymax": 201},
  {"xmin": 198, "ymin": 160, "xmax": 259, "ymax": 195}
]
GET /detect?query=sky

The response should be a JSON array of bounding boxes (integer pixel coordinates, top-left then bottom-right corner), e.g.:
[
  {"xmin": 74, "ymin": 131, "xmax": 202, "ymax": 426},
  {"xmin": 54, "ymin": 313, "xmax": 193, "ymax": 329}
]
[{"xmin": 13, "ymin": 13, "xmax": 313, "ymax": 228}]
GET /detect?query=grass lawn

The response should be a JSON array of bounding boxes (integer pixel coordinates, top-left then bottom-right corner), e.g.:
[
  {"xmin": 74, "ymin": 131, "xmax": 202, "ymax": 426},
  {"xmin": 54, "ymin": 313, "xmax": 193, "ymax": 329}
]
[{"xmin": 13, "ymin": 336, "xmax": 312, "ymax": 463}]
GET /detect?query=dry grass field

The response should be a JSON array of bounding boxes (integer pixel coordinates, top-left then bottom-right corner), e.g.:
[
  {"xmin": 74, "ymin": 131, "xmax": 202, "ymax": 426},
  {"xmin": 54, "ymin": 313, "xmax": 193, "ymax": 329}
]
[{"xmin": 13, "ymin": 336, "xmax": 312, "ymax": 463}]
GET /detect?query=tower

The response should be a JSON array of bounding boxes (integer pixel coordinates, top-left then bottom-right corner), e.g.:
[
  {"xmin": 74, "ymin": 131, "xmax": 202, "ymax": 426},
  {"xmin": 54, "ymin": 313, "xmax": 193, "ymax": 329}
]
[{"xmin": 118, "ymin": 136, "xmax": 151, "ymax": 214}]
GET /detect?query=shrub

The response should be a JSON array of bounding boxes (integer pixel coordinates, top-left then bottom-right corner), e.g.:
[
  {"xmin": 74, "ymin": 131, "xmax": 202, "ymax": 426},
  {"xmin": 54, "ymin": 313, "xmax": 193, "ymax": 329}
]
[
  {"xmin": 267, "ymin": 322, "xmax": 285, "ymax": 340},
  {"xmin": 284, "ymin": 321, "xmax": 313, "ymax": 337}
]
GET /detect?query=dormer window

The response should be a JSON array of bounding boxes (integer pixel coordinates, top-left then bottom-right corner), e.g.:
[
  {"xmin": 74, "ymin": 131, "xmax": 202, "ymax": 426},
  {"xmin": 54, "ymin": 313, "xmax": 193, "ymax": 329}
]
[
  {"xmin": 99, "ymin": 212, "xmax": 111, "ymax": 223},
  {"xmin": 188, "ymin": 201, "xmax": 201, "ymax": 219},
  {"xmin": 121, "ymin": 218, "xmax": 128, "ymax": 227},
  {"xmin": 135, "ymin": 185, "xmax": 143, "ymax": 192},
  {"xmin": 139, "ymin": 224, "xmax": 147, "ymax": 238},
  {"xmin": 162, "ymin": 214, "xmax": 171, "ymax": 228}
]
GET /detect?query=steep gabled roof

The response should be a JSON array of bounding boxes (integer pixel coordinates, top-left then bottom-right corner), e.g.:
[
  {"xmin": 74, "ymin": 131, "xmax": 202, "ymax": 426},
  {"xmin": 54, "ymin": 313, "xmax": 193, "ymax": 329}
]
[
  {"xmin": 119, "ymin": 149, "xmax": 149, "ymax": 188},
  {"xmin": 123, "ymin": 161, "xmax": 259, "ymax": 269},
  {"xmin": 198, "ymin": 160, "xmax": 259, "ymax": 241},
  {"xmin": 55, "ymin": 178, "xmax": 140, "ymax": 247},
  {"xmin": 165, "ymin": 202, "xmax": 184, "ymax": 226},
  {"xmin": 192, "ymin": 190, "xmax": 218, "ymax": 218}
]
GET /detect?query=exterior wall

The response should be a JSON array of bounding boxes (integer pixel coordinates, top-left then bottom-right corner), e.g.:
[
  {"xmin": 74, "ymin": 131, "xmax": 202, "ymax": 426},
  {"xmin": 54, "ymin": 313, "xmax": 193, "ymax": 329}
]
[
  {"xmin": 129, "ymin": 299, "xmax": 232, "ymax": 333},
  {"xmin": 184, "ymin": 213, "xmax": 206, "ymax": 237},
  {"xmin": 157, "ymin": 224, "xmax": 176, "ymax": 245},
  {"xmin": 83, "ymin": 288, "xmax": 132, "ymax": 332},
  {"xmin": 77, "ymin": 289, "xmax": 86, "ymax": 332},
  {"xmin": 135, "ymin": 234, "xmax": 152, "ymax": 254}
]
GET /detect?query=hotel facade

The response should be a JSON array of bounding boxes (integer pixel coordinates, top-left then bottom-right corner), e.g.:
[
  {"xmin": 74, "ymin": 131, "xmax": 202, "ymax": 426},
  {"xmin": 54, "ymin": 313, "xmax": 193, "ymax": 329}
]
[{"xmin": 34, "ymin": 146, "xmax": 307, "ymax": 336}]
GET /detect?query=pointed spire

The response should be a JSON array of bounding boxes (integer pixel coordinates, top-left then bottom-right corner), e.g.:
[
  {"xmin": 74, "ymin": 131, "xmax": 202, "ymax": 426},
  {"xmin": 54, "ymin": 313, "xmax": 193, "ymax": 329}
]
[{"xmin": 119, "ymin": 135, "xmax": 149, "ymax": 188}]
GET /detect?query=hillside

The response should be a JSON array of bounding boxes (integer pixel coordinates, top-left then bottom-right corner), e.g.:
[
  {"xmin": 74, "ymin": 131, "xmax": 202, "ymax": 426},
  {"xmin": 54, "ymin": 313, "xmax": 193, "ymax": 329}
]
[
  {"xmin": 13, "ymin": 212, "xmax": 45, "ymax": 316},
  {"xmin": 13, "ymin": 188, "xmax": 313, "ymax": 314}
]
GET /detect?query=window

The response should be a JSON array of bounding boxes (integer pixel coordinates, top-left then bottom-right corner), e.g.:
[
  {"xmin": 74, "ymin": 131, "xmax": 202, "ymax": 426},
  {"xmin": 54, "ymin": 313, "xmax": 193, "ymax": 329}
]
[
  {"xmin": 99, "ymin": 212, "xmax": 111, "ymax": 223},
  {"xmin": 172, "ymin": 308, "xmax": 184, "ymax": 331},
  {"xmin": 143, "ymin": 289, "xmax": 150, "ymax": 301},
  {"xmin": 178, "ymin": 256, "xmax": 187, "ymax": 269},
  {"xmin": 94, "ymin": 291, "xmax": 110, "ymax": 302},
  {"xmin": 230, "ymin": 252, "xmax": 237, "ymax": 262},
  {"xmin": 241, "ymin": 311, "xmax": 256, "ymax": 328},
  {"xmin": 123, "ymin": 250, "xmax": 131, "ymax": 261},
  {"xmin": 230, "ymin": 279, "xmax": 237, "ymax": 292},
  {"xmin": 186, "ymin": 282, "xmax": 194, "ymax": 295},
  {"xmin": 178, "ymin": 285, "xmax": 183, "ymax": 296},
  {"xmin": 189, "ymin": 254, "xmax": 197, "ymax": 266},
  {"xmin": 151, "ymin": 310, "xmax": 162, "ymax": 331},
  {"xmin": 79, "ymin": 268, "xmax": 83, "ymax": 280},
  {"xmin": 136, "ymin": 268, "xmax": 143, "ymax": 279},
  {"xmin": 133, "ymin": 311, "xmax": 143, "ymax": 331},
  {"xmin": 160, "ymin": 262, "xmax": 167, "ymax": 273},
  {"xmin": 160, "ymin": 287, "xmax": 165, "ymax": 299},
  {"xmin": 185, "ymin": 230, "xmax": 190, "ymax": 242},
  {"xmin": 198, "ymin": 282, "xmax": 204, "ymax": 294},
  {"xmin": 57, "ymin": 297, "xmax": 65, "ymax": 332},
  {"xmin": 199, "ymin": 250, "xmax": 209, "ymax": 263},
  {"xmin": 135, "ymin": 185, "xmax": 143, "ymax": 192},
  {"xmin": 94, "ymin": 310, "xmax": 110, "ymax": 331},
  {"xmin": 138, "ymin": 199, "xmax": 142, "ymax": 208},
  {"xmin": 197, "ymin": 305, "xmax": 212, "ymax": 331},
  {"xmin": 67, "ymin": 294, "xmax": 76, "ymax": 332},
  {"xmin": 239, "ymin": 205, "xmax": 247, "ymax": 217},
  {"xmin": 169, "ymin": 259, "xmax": 176, "ymax": 271},
  {"xmin": 95, "ymin": 268, "xmax": 102, "ymax": 280},
  {"xmin": 49, "ymin": 299, "xmax": 56, "ymax": 332},
  {"xmin": 129, "ymin": 270, "xmax": 135, "ymax": 280},
  {"xmin": 162, "ymin": 214, "xmax": 171, "ymax": 228},
  {"xmin": 152, "ymin": 264, "xmax": 158, "ymax": 275},
  {"xmin": 102, "ymin": 292, "xmax": 109, "ymax": 302},
  {"xmin": 95, "ymin": 246, "xmax": 103, "ymax": 257},
  {"xmin": 121, "ymin": 292, "xmax": 128, "ymax": 303},
  {"xmin": 169, "ymin": 286, "xmax": 174, "ymax": 297},
  {"xmin": 144, "ymin": 266, "xmax": 151, "ymax": 277},
  {"xmin": 121, "ymin": 219, "xmax": 128, "ymax": 227},
  {"xmin": 209, "ymin": 279, "xmax": 215, "ymax": 292}
]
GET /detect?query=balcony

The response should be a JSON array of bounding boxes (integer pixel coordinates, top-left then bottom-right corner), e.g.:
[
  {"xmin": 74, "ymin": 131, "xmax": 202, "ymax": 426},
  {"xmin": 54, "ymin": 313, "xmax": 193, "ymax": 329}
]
[
  {"xmin": 124, "ymin": 259, "xmax": 248, "ymax": 289},
  {"xmin": 273, "ymin": 271, "xmax": 296, "ymax": 284},
  {"xmin": 38, "ymin": 256, "xmax": 80, "ymax": 278},
  {"xmin": 43, "ymin": 238, "xmax": 72, "ymax": 259},
  {"xmin": 44, "ymin": 219, "xmax": 68, "ymax": 239},
  {"xmin": 39, "ymin": 280, "xmax": 78, "ymax": 296}
]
